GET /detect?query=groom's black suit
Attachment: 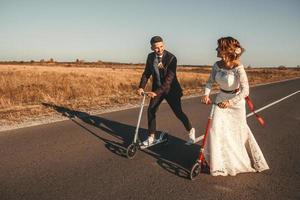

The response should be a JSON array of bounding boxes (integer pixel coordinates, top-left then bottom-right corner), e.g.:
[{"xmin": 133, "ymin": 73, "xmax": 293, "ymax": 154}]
[
  {"xmin": 139, "ymin": 50, "xmax": 192, "ymax": 135},
  {"xmin": 139, "ymin": 50, "xmax": 182, "ymax": 97}
]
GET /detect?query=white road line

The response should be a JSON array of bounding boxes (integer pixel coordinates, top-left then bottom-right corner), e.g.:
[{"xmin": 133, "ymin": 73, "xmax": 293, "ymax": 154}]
[
  {"xmin": 246, "ymin": 90, "xmax": 300, "ymax": 117},
  {"xmin": 194, "ymin": 90, "xmax": 300, "ymax": 142}
]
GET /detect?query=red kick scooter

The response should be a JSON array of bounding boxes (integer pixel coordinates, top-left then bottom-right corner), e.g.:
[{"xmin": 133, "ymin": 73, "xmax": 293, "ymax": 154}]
[
  {"xmin": 189, "ymin": 96, "xmax": 265, "ymax": 180},
  {"xmin": 189, "ymin": 101, "xmax": 216, "ymax": 180}
]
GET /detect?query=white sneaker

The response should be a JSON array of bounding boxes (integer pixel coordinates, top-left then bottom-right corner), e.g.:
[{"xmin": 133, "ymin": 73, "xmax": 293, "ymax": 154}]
[
  {"xmin": 142, "ymin": 136, "xmax": 156, "ymax": 147},
  {"xmin": 185, "ymin": 128, "xmax": 196, "ymax": 145}
]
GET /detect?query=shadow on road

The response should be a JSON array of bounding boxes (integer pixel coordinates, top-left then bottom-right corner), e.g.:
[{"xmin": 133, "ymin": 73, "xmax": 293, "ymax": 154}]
[{"xmin": 43, "ymin": 103, "xmax": 203, "ymax": 179}]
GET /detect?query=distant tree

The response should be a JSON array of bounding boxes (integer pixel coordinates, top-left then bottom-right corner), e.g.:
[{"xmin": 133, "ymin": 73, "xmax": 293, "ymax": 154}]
[
  {"xmin": 76, "ymin": 59, "xmax": 85, "ymax": 63},
  {"xmin": 278, "ymin": 65, "xmax": 287, "ymax": 70},
  {"xmin": 30, "ymin": 60, "xmax": 35, "ymax": 63},
  {"xmin": 40, "ymin": 59, "xmax": 45, "ymax": 63},
  {"xmin": 247, "ymin": 65, "xmax": 252, "ymax": 69},
  {"xmin": 297, "ymin": 65, "xmax": 300, "ymax": 68},
  {"xmin": 49, "ymin": 58, "xmax": 54, "ymax": 63}
]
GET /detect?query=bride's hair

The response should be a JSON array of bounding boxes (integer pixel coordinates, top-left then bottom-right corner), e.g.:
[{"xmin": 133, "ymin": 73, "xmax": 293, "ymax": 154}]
[{"xmin": 217, "ymin": 37, "xmax": 245, "ymax": 66}]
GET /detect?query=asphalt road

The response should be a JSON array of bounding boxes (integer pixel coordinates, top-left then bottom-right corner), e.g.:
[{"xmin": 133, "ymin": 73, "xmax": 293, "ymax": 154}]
[{"xmin": 1, "ymin": 78, "xmax": 300, "ymax": 200}]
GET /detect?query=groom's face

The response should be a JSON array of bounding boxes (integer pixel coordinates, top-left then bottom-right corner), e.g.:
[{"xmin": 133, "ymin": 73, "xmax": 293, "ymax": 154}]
[{"xmin": 151, "ymin": 42, "xmax": 165, "ymax": 56}]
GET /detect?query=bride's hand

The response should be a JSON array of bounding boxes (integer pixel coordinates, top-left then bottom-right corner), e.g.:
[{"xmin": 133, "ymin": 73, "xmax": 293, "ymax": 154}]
[
  {"xmin": 217, "ymin": 101, "xmax": 230, "ymax": 108},
  {"xmin": 201, "ymin": 95, "xmax": 211, "ymax": 104}
]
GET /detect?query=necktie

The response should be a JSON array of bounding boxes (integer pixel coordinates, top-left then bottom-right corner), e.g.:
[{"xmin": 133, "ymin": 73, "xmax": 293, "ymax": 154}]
[
  {"xmin": 157, "ymin": 56, "xmax": 163, "ymax": 68},
  {"xmin": 154, "ymin": 56, "xmax": 162, "ymax": 87}
]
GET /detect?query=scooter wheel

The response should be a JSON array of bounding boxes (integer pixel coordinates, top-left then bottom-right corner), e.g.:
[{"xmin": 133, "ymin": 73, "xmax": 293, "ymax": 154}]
[
  {"xmin": 190, "ymin": 162, "xmax": 201, "ymax": 180},
  {"xmin": 126, "ymin": 144, "xmax": 138, "ymax": 159}
]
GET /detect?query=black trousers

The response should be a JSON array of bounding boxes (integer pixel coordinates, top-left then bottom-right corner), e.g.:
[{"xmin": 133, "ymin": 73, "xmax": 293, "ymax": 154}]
[{"xmin": 147, "ymin": 94, "xmax": 192, "ymax": 135}]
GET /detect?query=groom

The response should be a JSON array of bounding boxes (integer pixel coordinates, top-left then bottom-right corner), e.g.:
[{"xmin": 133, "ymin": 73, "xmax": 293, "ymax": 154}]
[{"xmin": 137, "ymin": 36, "xmax": 195, "ymax": 146}]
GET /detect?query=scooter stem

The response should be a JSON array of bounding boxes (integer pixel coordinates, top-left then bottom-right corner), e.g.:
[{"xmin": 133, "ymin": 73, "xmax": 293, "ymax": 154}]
[{"xmin": 133, "ymin": 94, "xmax": 147, "ymax": 143}]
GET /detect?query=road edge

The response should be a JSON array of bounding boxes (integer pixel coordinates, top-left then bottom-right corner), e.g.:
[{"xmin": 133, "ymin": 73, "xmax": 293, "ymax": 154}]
[{"xmin": 1, "ymin": 77, "xmax": 300, "ymax": 133}]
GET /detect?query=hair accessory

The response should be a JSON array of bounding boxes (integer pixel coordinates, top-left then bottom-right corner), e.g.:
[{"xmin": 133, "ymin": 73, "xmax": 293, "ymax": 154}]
[{"xmin": 235, "ymin": 48, "xmax": 242, "ymax": 55}]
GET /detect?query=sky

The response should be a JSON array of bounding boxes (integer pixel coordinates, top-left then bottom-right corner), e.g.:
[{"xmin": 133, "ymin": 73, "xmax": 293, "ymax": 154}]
[{"xmin": 0, "ymin": 0, "xmax": 299, "ymax": 67}]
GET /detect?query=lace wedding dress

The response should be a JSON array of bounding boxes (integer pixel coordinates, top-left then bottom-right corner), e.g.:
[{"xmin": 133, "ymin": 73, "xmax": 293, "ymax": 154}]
[{"xmin": 203, "ymin": 62, "xmax": 269, "ymax": 176}]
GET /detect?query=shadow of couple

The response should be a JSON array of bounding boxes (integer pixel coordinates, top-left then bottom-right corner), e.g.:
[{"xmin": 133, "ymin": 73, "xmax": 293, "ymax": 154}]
[{"xmin": 42, "ymin": 102, "xmax": 206, "ymax": 179}]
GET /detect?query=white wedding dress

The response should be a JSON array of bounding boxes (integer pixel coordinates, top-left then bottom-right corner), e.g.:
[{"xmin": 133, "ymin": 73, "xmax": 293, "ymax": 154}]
[{"xmin": 203, "ymin": 62, "xmax": 269, "ymax": 176}]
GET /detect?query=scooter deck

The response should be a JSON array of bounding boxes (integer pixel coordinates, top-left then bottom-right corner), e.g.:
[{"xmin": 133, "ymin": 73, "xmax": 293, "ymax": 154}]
[{"xmin": 140, "ymin": 132, "xmax": 168, "ymax": 149}]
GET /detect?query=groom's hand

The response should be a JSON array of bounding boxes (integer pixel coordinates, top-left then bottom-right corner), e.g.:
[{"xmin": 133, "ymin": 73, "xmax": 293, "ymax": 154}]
[
  {"xmin": 148, "ymin": 92, "xmax": 157, "ymax": 98},
  {"xmin": 137, "ymin": 88, "xmax": 144, "ymax": 96}
]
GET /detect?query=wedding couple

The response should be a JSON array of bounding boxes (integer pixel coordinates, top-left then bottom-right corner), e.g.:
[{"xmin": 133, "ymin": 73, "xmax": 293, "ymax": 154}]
[{"xmin": 137, "ymin": 36, "xmax": 269, "ymax": 176}]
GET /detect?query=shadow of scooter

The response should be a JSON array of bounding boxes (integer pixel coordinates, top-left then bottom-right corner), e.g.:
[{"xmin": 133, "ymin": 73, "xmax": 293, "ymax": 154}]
[{"xmin": 42, "ymin": 102, "xmax": 142, "ymax": 158}]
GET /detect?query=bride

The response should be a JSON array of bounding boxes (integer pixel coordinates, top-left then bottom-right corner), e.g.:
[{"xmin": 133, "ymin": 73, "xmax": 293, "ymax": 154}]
[{"xmin": 201, "ymin": 37, "xmax": 269, "ymax": 176}]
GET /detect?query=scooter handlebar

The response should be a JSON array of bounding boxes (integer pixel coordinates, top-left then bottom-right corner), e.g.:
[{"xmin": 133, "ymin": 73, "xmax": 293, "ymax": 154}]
[
  {"xmin": 141, "ymin": 92, "xmax": 152, "ymax": 96},
  {"xmin": 202, "ymin": 99, "xmax": 213, "ymax": 105}
]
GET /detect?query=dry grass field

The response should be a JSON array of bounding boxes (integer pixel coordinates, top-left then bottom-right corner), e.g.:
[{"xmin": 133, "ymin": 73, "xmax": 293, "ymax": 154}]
[{"xmin": 1, "ymin": 63, "xmax": 300, "ymax": 127}]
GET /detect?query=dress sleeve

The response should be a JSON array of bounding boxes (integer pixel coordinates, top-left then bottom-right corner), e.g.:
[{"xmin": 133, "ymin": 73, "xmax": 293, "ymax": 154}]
[
  {"xmin": 204, "ymin": 63, "xmax": 218, "ymax": 96},
  {"xmin": 228, "ymin": 66, "xmax": 249, "ymax": 105}
]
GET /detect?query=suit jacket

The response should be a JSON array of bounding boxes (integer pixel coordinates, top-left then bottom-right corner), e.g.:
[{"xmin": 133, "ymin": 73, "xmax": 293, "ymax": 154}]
[{"xmin": 138, "ymin": 50, "xmax": 183, "ymax": 97}]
